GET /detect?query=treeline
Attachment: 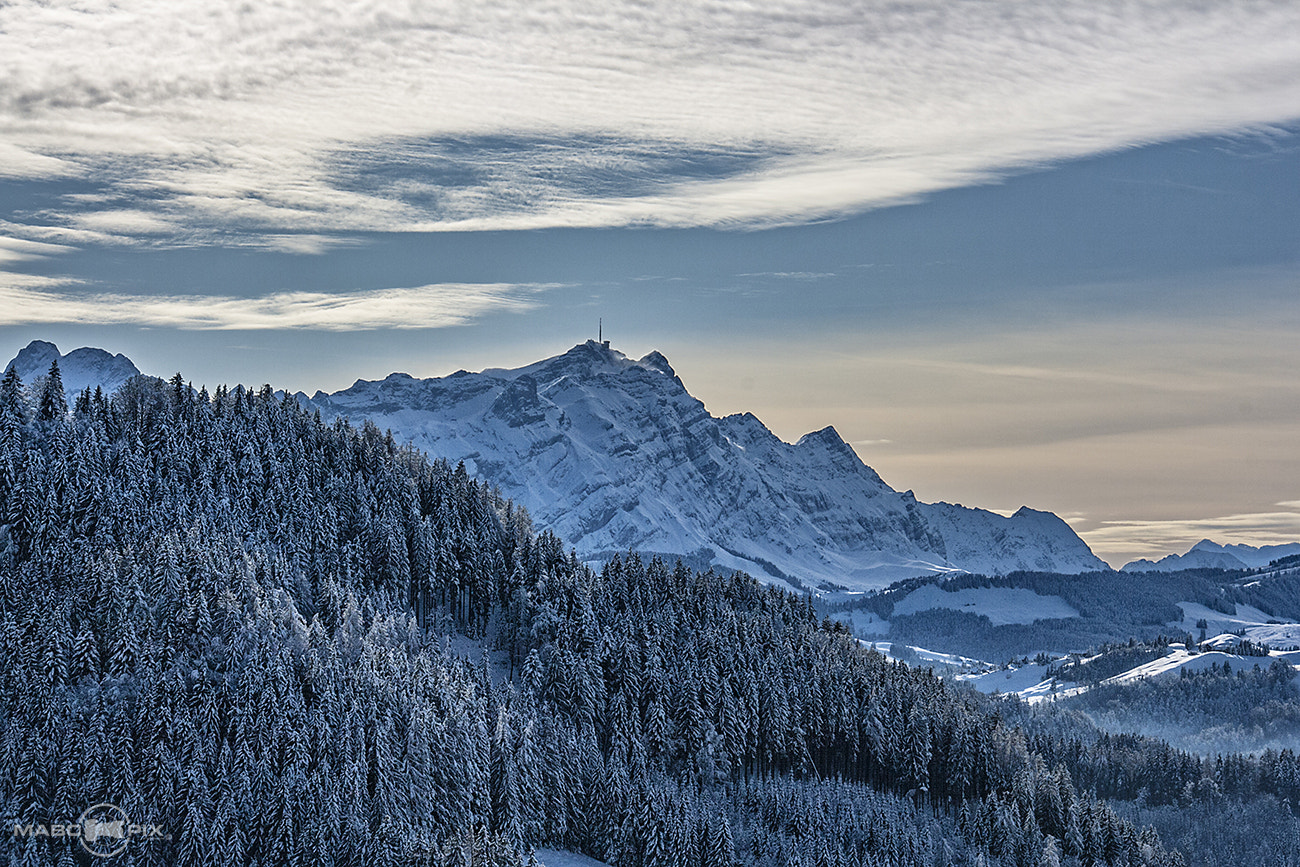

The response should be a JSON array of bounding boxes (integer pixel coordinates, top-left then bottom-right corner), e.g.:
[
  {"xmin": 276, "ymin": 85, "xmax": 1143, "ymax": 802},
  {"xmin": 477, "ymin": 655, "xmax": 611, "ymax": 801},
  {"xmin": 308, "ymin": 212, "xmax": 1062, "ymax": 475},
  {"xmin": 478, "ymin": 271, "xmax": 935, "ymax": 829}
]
[
  {"xmin": 1052, "ymin": 639, "xmax": 1175, "ymax": 685},
  {"xmin": 884, "ymin": 608, "xmax": 1112, "ymax": 662},
  {"xmin": 0, "ymin": 366, "xmax": 1281, "ymax": 865},
  {"xmin": 1221, "ymin": 570, "xmax": 1300, "ymax": 622}
]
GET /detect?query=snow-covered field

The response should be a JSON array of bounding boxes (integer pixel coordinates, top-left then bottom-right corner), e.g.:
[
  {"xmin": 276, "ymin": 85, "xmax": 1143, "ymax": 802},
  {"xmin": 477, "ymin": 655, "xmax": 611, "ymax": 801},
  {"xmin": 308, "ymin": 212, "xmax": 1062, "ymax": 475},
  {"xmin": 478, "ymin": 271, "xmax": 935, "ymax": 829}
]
[
  {"xmin": 1242, "ymin": 623, "xmax": 1300, "ymax": 650},
  {"xmin": 1169, "ymin": 601, "xmax": 1300, "ymax": 650},
  {"xmin": 960, "ymin": 663, "xmax": 1078, "ymax": 701},
  {"xmin": 1169, "ymin": 601, "xmax": 1278, "ymax": 637},
  {"xmin": 1103, "ymin": 646, "xmax": 1253, "ymax": 684},
  {"xmin": 890, "ymin": 584, "xmax": 1079, "ymax": 626},
  {"xmin": 866, "ymin": 640, "xmax": 992, "ymax": 669},
  {"xmin": 839, "ymin": 609, "xmax": 890, "ymax": 636}
]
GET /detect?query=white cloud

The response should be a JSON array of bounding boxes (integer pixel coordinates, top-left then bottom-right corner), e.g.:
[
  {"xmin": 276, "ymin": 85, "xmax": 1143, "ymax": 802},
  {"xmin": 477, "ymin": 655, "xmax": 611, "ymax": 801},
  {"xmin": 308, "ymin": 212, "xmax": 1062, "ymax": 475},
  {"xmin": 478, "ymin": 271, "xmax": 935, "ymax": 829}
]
[
  {"xmin": 0, "ymin": 281, "xmax": 558, "ymax": 330},
  {"xmin": 0, "ymin": 235, "xmax": 76, "ymax": 266},
  {"xmin": 0, "ymin": 143, "xmax": 83, "ymax": 179},
  {"xmin": 0, "ymin": 0, "xmax": 1296, "ymax": 237},
  {"xmin": 72, "ymin": 209, "xmax": 181, "ymax": 236}
]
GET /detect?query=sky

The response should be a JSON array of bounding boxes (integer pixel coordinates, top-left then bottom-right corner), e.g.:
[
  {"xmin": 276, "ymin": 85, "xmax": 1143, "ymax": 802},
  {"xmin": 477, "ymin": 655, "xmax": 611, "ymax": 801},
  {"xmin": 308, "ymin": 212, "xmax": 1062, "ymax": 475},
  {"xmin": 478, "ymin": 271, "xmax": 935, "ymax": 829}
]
[{"xmin": 1, "ymin": 0, "xmax": 1298, "ymax": 567}]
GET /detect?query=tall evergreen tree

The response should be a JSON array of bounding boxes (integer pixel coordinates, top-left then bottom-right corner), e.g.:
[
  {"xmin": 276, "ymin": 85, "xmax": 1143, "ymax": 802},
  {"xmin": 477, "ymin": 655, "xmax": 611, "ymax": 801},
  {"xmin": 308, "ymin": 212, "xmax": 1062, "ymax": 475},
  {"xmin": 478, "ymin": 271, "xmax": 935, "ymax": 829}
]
[
  {"xmin": 0, "ymin": 366, "xmax": 25, "ymax": 422},
  {"xmin": 37, "ymin": 359, "xmax": 66, "ymax": 421}
]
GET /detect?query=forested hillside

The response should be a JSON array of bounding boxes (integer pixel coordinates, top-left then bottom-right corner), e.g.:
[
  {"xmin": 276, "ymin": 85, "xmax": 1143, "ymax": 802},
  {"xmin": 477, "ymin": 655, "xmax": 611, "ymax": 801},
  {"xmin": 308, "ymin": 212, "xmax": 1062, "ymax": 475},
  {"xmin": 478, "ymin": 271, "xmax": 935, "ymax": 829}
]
[
  {"xmin": 1062, "ymin": 656, "xmax": 1300, "ymax": 755},
  {"xmin": 843, "ymin": 567, "xmax": 1300, "ymax": 661},
  {"xmin": 0, "ymin": 369, "xmax": 1295, "ymax": 865}
]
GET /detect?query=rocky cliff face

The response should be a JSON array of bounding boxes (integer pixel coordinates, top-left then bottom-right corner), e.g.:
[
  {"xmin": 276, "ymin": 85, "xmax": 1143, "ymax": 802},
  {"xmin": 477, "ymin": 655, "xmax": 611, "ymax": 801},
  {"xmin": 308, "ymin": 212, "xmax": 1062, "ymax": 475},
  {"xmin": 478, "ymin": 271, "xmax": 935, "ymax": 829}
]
[{"xmin": 305, "ymin": 341, "xmax": 1107, "ymax": 591}]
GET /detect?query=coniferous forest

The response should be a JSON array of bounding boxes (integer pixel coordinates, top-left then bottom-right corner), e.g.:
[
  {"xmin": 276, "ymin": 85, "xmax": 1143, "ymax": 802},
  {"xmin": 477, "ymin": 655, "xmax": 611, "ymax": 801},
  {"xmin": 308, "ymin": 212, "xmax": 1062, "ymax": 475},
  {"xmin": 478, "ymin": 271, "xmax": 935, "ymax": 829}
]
[{"xmin": 3, "ymin": 370, "xmax": 1300, "ymax": 865}]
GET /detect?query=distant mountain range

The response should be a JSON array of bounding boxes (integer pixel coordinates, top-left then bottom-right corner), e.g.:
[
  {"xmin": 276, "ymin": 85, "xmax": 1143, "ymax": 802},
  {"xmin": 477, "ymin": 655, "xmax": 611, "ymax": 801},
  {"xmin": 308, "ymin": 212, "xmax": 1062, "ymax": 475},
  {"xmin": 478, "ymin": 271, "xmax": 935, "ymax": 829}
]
[
  {"xmin": 0, "ymin": 338, "xmax": 1128, "ymax": 590},
  {"xmin": 1122, "ymin": 539, "xmax": 1300, "ymax": 573}
]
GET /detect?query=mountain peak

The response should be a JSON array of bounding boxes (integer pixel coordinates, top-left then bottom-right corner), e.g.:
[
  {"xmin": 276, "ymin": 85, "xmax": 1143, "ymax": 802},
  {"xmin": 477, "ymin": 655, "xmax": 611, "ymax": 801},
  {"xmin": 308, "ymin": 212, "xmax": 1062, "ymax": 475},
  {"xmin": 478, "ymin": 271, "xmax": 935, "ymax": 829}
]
[
  {"xmin": 18, "ymin": 339, "xmax": 58, "ymax": 353},
  {"xmin": 796, "ymin": 425, "xmax": 853, "ymax": 455},
  {"xmin": 543, "ymin": 340, "xmax": 634, "ymax": 374},
  {"xmin": 5, "ymin": 339, "xmax": 140, "ymax": 396},
  {"xmin": 638, "ymin": 350, "xmax": 676, "ymax": 378},
  {"xmin": 7, "ymin": 340, "xmax": 60, "ymax": 372},
  {"xmin": 797, "ymin": 424, "xmax": 840, "ymax": 443},
  {"xmin": 1012, "ymin": 505, "xmax": 1053, "ymax": 520},
  {"xmin": 517, "ymin": 341, "xmax": 685, "ymax": 388},
  {"xmin": 578, "ymin": 339, "xmax": 625, "ymax": 360},
  {"xmin": 1009, "ymin": 505, "xmax": 1073, "ymax": 529}
]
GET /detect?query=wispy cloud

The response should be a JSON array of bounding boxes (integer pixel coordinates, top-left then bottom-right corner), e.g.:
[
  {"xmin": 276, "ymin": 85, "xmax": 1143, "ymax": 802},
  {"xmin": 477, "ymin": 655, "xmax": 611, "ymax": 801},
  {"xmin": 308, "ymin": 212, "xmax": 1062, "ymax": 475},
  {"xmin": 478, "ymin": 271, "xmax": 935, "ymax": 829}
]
[
  {"xmin": 738, "ymin": 271, "xmax": 839, "ymax": 281},
  {"xmin": 0, "ymin": 236, "xmax": 75, "ymax": 266},
  {"xmin": 1080, "ymin": 503, "xmax": 1300, "ymax": 560},
  {"xmin": 0, "ymin": 282, "xmax": 557, "ymax": 330},
  {"xmin": 0, "ymin": 0, "xmax": 1296, "ymax": 240}
]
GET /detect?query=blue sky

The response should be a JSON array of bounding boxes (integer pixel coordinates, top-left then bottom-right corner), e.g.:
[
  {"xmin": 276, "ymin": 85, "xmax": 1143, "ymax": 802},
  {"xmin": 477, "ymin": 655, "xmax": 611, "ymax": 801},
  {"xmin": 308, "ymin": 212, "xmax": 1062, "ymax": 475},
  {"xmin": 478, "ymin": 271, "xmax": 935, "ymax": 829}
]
[{"xmin": 2, "ymin": 0, "xmax": 1298, "ymax": 565}]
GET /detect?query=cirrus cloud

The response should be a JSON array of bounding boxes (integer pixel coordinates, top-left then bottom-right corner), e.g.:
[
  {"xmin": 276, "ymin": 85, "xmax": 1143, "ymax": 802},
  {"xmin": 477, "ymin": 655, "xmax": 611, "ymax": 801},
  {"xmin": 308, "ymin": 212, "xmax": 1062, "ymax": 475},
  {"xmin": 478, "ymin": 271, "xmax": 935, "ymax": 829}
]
[
  {"xmin": 1080, "ymin": 502, "xmax": 1300, "ymax": 561},
  {"xmin": 0, "ymin": 0, "xmax": 1297, "ymax": 240},
  {"xmin": 0, "ymin": 281, "xmax": 558, "ymax": 330}
]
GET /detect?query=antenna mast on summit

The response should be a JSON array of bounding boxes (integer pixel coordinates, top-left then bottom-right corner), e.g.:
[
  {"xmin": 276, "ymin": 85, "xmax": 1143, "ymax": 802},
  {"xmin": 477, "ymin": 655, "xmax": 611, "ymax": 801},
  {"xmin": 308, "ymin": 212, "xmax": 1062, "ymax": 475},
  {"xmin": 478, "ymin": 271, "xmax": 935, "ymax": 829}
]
[{"xmin": 599, "ymin": 318, "xmax": 602, "ymax": 343}]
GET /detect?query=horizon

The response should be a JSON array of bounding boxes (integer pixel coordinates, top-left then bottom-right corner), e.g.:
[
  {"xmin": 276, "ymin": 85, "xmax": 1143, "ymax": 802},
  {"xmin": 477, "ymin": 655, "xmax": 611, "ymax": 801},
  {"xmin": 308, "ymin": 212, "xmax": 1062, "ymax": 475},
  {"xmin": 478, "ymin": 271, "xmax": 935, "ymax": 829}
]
[
  {"xmin": 5, "ymin": 332, "xmax": 1298, "ymax": 571},
  {"xmin": 2, "ymin": 0, "xmax": 1298, "ymax": 569}
]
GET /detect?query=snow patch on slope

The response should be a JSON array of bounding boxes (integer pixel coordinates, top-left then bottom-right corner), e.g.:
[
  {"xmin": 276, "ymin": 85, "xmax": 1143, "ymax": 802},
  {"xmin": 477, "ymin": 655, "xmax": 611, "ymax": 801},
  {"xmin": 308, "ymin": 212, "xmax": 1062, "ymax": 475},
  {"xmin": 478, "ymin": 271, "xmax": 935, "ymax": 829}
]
[
  {"xmin": 1102, "ymin": 646, "xmax": 1255, "ymax": 684},
  {"xmin": 1169, "ymin": 601, "xmax": 1278, "ymax": 637}
]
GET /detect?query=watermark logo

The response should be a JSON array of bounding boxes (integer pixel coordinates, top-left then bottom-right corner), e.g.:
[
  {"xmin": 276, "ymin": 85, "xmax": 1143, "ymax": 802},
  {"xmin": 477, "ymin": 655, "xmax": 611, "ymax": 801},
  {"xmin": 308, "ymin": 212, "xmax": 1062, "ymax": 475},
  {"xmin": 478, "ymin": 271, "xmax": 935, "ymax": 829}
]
[
  {"xmin": 11, "ymin": 802, "xmax": 164, "ymax": 859},
  {"xmin": 78, "ymin": 803, "xmax": 131, "ymax": 859}
]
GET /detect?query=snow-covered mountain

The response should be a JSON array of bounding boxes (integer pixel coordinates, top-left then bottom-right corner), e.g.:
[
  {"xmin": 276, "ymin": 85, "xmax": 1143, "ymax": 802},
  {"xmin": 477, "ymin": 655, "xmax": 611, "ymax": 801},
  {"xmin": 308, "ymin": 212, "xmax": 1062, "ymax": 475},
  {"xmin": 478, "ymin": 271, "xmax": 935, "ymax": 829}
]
[
  {"xmin": 303, "ymin": 340, "xmax": 1107, "ymax": 591},
  {"xmin": 1122, "ymin": 539, "xmax": 1300, "ymax": 573},
  {"xmin": 4, "ymin": 339, "xmax": 140, "ymax": 398}
]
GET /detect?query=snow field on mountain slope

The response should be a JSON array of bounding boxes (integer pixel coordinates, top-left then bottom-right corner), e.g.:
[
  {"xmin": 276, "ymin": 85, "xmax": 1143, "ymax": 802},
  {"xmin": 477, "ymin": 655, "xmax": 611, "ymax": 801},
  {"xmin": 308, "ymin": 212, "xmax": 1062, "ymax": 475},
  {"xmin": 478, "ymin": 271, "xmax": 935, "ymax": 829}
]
[
  {"xmin": 959, "ymin": 663, "xmax": 1087, "ymax": 702},
  {"xmin": 1168, "ymin": 601, "xmax": 1280, "ymax": 638}
]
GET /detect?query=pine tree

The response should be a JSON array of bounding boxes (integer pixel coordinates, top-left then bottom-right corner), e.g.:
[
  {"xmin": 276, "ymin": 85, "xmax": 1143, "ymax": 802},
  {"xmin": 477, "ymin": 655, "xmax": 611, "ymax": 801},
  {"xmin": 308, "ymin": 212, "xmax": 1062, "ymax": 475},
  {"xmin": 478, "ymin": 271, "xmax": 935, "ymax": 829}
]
[
  {"xmin": 705, "ymin": 814, "xmax": 737, "ymax": 867},
  {"xmin": 0, "ymin": 366, "xmax": 25, "ymax": 422},
  {"xmin": 37, "ymin": 360, "xmax": 66, "ymax": 421}
]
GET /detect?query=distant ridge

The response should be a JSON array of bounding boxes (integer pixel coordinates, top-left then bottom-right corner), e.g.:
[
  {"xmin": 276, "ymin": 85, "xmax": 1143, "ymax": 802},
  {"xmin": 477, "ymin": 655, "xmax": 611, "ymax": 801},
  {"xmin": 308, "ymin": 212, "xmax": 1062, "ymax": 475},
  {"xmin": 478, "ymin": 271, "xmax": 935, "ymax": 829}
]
[{"xmin": 1122, "ymin": 538, "xmax": 1300, "ymax": 572}]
